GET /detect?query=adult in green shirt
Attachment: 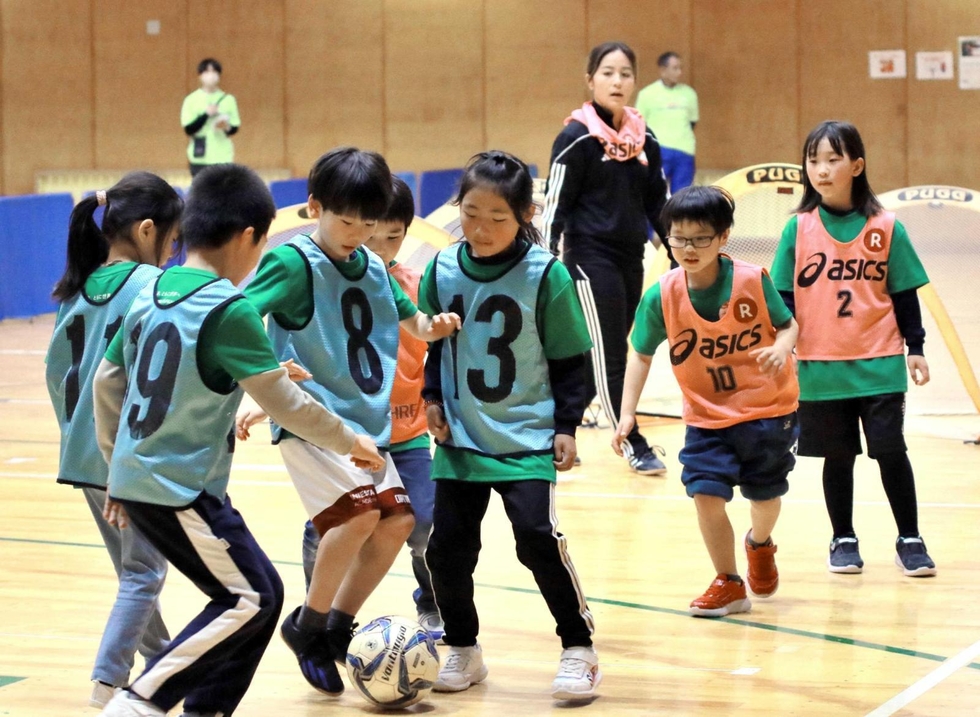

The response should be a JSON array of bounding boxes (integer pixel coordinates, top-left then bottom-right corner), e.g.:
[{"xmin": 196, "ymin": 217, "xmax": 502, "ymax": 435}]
[
  {"xmin": 636, "ymin": 52, "xmax": 699, "ymax": 192},
  {"xmin": 180, "ymin": 58, "xmax": 240, "ymax": 177}
]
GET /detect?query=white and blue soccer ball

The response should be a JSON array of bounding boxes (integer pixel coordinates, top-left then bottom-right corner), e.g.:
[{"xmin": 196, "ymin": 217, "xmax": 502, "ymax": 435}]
[{"xmin": 345, "ymin": 615, "xmax": 440, "ymax": 708}]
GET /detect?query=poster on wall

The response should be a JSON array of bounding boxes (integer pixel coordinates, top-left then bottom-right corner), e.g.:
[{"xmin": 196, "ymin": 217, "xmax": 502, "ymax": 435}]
[
  {"xmin": 959, "ymin": 37, "xmax": 980, "ymax": 89},
  {"xmin": 868, "ymin": 50, "xmax": 907, "ymax": 79},
  {"xmin": 915, "ymin": 51, "xmax": 954, "ymax": 80}
]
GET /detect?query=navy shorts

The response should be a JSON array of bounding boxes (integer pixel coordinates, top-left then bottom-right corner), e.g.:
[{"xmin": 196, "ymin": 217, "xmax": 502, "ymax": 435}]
[
  {"xmin": 679, "ymin": 413, "xmax": 799, "ymax": 502},
  {"xmin": 797, "ymin": 393, "xmax": 906, "ymax": 459}
]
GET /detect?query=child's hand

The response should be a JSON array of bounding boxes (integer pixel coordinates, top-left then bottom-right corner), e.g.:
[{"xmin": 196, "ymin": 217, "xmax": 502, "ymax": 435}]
[
  {"xmin": 749, "ymin": 345, "xmax": 791, "ymax": 376},
  {"xmin": 553, "ymin": 434, "xmax": 577, "ymax": 471},
  {"xmin": 611, "ymin": 415, "xmax": 636, "ymax": 456},
  {"xmin": 426, "ymin": 403, "xmax": 451, "ymax": 443},
  {"xmin": 429, "ymin": 312, "xmax": 462, "ymax": 339},
  {"xmin": 236, "ymin": 407, "xmax": 269, "ymax": 441},
  {"xmin": 349, "ymin": 435, "xmax": 385, "ymax": 472},
  {"xmin": 103, "ymin": 494, "xmax": 129, "ymax": 528},
  {"xmin": 280, "ymin": 359, "xmax": 312, "ymax": 382},
  {"xmin": 908, "ymin": 355, "xmax": 930, "ymax": 386}
]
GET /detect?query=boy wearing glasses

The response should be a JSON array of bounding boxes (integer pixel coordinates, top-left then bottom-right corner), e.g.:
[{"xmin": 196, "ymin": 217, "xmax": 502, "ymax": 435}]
[{"xmin": 612, "ymin": 186, "xmax": 800, "ymax": 618}]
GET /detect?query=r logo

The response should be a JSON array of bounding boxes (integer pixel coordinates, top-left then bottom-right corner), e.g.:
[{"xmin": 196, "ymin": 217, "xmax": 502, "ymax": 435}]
[
  {"xmin": 864, "ymin": 229, "xmax": 886, "ymax": 252},
  {"xmin": 732, "ymin": 297, "xmax": 759, "ymax": 324}
]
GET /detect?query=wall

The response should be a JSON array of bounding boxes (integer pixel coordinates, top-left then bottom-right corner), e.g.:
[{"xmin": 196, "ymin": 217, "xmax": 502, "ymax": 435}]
[{"xmin": 1, "ymin": 0, "xmax": 978, "ymax": 195}]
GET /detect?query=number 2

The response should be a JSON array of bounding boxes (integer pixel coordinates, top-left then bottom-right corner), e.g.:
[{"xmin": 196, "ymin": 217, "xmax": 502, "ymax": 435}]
[{"xmin": 836, "ymin": 290, "xmax": 853, "ymax": 318}]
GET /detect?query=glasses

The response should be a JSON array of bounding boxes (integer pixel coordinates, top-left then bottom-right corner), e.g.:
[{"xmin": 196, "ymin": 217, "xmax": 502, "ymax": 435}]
[{"xmin": 665, "ymin": 234, "xmax": 719, "ymax": 249}]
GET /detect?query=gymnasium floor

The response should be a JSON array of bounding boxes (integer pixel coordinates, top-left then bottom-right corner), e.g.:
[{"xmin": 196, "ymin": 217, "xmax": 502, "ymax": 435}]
[{"xmin": 1, "ymin": 314, "xmax": 978, "ymax": 716}]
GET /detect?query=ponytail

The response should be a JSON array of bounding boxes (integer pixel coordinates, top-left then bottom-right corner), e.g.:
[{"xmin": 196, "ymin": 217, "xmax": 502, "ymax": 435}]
[{"xmin": 52, "ymin": 195, "xmax": 108, "ymax": 300}]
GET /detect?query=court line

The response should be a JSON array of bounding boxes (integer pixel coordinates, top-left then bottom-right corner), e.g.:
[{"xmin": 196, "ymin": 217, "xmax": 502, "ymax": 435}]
[
  {"xmin": 4, "ymin": 535, "xmax": 973, "ymax": 673},
  {"xmin": 0, "ymin": 676, "xmax": 26, "ymax": 689},
  {"xmin": 864, "ymin": 638, "xmax": 980, "ymax": 716}
]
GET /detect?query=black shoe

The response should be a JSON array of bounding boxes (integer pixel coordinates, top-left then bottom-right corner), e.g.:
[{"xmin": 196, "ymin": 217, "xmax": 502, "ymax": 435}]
[
  {"xmin": 326, "ymin": 623, "xmax": 357, "ymax": 664},
  {"xmin": 628, "ymin": 447, "xmax": 667, "ymax": 476},
  {"xmin": 280, "ymin": 607, "xmax": 344, "ymax": 696},
  {"xmin": 895, "ymin": 536, "xmax": 937, "ymax": 577}
]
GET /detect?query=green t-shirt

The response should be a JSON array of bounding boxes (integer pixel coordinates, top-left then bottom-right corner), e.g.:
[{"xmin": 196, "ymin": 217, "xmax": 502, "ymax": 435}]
[
  {"xmin": 418, "ymin": 240, "xmax": 593, "ymax": 482},
  {"xmin": 105, "ymin": 267, "xmax": 279, "ymax": 390},
  {"xmin": 632, "ymin": 256, "xmax": 791, "ymax": 356},
  {"xmin": 635, "ymin": 80, "xmax": 699, "ymax": 155},
  {"xmin": 770, "ymin": 207, "xmax": 929, "ymax": 401},
  {"xmin": 180, "ymin": 88, "xmax": 240, "ymax": 164}
]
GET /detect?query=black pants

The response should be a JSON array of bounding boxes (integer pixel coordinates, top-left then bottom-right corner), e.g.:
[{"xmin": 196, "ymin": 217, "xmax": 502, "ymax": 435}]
[
  {"xmin": 426, "ymin": 479, "xmax": 594, "ymax": 649},
  {"xmin": 123, "ymin": 493, "xmax": 284, "ymax": 715},
  {"xmin": 563, "ymin": 241, "xmax": 650, "ymax": 456}
]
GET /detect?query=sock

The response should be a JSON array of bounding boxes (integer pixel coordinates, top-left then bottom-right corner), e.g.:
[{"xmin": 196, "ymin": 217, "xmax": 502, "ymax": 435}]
[
  {"xmin": 326, "ymin": 609, "xmax": 355, "ymax": 634},
  {"xmin": 725, "ymin": 574, "xmax": 743, "ymax": 584},
  {"xmin": 297, "ymin": 604, "xmax": 329, "ymax": 633},
  {"xmin": 876, "ymin": 451, "xmax": 919, "ymax": 538},
  {"xmin": 746, "ymin": 533, "xmax": 773, "ymax": 548},
  {"xmin": 822, "ymin": 455, "xmax": 857, "ymax": 538}
]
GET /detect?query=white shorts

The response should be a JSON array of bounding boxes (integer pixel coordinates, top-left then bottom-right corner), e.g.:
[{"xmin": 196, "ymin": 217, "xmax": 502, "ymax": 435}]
[{"xmin": 278, "ymin": 438, "xmax": 412, "ymax": 534}]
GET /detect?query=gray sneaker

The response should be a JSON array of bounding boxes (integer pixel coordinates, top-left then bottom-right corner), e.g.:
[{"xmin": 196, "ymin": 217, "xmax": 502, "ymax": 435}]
[
  {"xmin": 828, "ymin": 536, "xmax": 864, "ymax": 574},
  {"xmin": 895, "ymin": 536, "xmax": 937, "ymax": 577},
  {"xmin": 628, "ymin": 447, "xmax": 667, "ymax": 476}
]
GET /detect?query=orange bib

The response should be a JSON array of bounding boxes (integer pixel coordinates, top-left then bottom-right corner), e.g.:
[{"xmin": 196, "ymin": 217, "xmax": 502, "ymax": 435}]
[
  {"xmin": 661, "ymin": 258, "xmax": 799, "ymax": 429},
  {"xmin": 388, "ymin": 263, "xmax": 428, "ymax": 444},
  {"xmin": 794, "ymin": 209, "xmax": 903, "ymax": 361}
]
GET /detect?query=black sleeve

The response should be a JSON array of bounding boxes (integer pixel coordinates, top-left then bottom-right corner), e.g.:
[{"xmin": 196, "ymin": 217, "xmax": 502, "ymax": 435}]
[
  {"xmin": 548, "ymin": 353, "xmax": 588, "ymax": 437},
  {"xmin": 892, "ymin": 288, "xmax": 925, "ymax": 356},
  {"xmin": 779, "ymin": 290, "xmax": 796, "ymax": 318},
  {"xmin": 184, "ymin": 113, "xmax": 208, "ymax": 136},
  {"xmin": 543, "ymin": 127, "xmax": 588, "ymax": 255},
  {"xmin": 643, "ymin": 131, "xmax": 674, "ymax": 265},
  {"xmin": 225, "ymin": 126, "xmax": 239, "ymax": 137},
  {"xmin": 422, "ymin": 339, "xmax": 444, "ymax": 403}
]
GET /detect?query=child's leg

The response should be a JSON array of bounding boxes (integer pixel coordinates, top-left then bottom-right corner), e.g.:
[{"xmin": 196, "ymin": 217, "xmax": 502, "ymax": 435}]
[
  {"xmin": 301, "ymin": 519, "xmax": 318, "ymax": 591},
  {"xmin": 876, "ymin": 451, "xmax": 919, "ymax": 537},
  {"xmin": 860, "ymin": 393, "xmax": 919, "ymax": 538},
  {"xmin": 307, "ymin": 510, "xmax": 380, "ymax": 613},
  {"xmin": 122, "ymin": 494, "xmax": 283, "ymax": 716},
  {"xmin": 81, "ymin": 486, "xmax": 169, "ymax": 688},
  {"xmin": 391, "ymin": 448, "xmax": 437, "ymax": 613},
  {"xmin": 822, "ymin": 455, "xmax": 857, "ymax": 537},
  {"xmin": 798, "ymin": 400, "xmax": 862, "ymax": 538},
  {"xmin": 426, "ymin": 480, "xmax": 493, "ymax": 647},
  {"xmin": 497, "ymin": 480, "xmax": 594, "ymax": 648},
  {"xmin": 748, "ymin": 498, "xmax": 781, "ymax": 544},
  {"xmin": 693, "ymin": 494, "xmax": 738, "ymax": 576}
]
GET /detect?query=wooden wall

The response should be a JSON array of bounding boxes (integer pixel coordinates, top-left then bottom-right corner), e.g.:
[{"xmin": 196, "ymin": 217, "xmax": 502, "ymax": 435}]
[{"xmin": 1, "ymin": 0, "xmax": 978, "ymax": 195}]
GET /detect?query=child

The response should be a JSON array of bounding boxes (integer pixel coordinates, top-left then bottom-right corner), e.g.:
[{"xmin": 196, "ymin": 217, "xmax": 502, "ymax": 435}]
[
  {"xmin": 770, "ymin": 120, "xmax": 936, "ymax": 577},
  {"xmin": 613, "ymin": 186, "xmax": 799, "ymax": 618},
  {"xmin": 239, "ymin": 147, "xmax": 459, "ymax": 697},
  {"xmin": 45, "ymin": 172, "xmax": 180, "ymax": 708},
  {"xmin": 295, "ymin": 175, "xmax": 444, "ymax": 639},
  {"xmin": 92, "ymin": 164, "xmax": 384, "ymax": 717},
  {"xmin": 420, "ymin": 151, "xmax": 600, "ymax": 701}
]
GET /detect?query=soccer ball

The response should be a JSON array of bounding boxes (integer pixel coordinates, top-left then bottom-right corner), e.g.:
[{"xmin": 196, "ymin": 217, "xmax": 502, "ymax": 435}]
[{"xmin": 345, "ymin": 615, "xmax": 440, "ymax": 708}]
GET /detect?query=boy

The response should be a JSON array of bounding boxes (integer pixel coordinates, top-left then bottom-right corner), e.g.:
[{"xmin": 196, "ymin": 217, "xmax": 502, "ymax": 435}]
[
  {"xmin": 294, "ymin": 175, "xmax": 444, "ymax": 639},
  {"xmin": 240, "ymin": 148, "xmax": 459, "ymax": 696},
  {"xmin": 613, "ymin": 186, "xmax": 800, "ymax": 618},
  {"xmin": 92, "ymin": 164, "xmax": 383, "ymax": 717}
]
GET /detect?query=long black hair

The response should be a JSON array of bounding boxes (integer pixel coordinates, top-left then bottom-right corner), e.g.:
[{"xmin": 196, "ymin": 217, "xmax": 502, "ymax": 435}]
[
  {"xmin": 453, "ymin": 150, "xmax": 543, "ymax": 247},
  {"xmin": 796, "ymin": 120, "xmax": 883, "ymax": 217},
  {"xmin": 53, "ymin": 171, "xmax": 183, "ymax": 300}
]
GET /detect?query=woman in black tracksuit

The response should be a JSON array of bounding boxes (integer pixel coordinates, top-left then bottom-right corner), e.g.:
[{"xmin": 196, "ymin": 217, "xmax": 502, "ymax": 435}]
[{"xmin": 543, "ymin": 41, "xmax": 671, "ymax": 475}]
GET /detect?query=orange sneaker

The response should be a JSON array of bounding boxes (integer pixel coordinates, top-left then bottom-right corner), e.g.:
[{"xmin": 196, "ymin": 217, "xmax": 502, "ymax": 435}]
[
  {"xmin": 744, "ymin": 531, "xmax": 779, "ymax": 598},
  {"xmin": 689, "ymin": 574, "xmax": 751, "ymax": 617}
]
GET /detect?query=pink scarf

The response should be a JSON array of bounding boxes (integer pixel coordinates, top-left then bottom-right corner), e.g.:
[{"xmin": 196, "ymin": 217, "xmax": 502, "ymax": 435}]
[{"xmin": 566, "ymin": 102, "xmax": 648, "ymax": 164}]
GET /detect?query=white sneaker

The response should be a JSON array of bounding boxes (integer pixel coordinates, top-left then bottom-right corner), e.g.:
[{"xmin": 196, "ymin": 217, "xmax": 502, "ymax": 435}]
[
  {"xmin": 90, "ymin": 682, "xmax": 119, "ymax": 709},
  {"xmin": 551, "ymin": 646, "xmax": 602, "ymax": 701},
  {"xmin": 98, "ymin": 691, "xmax": 167, "ymax": 716},
  {"xmin": 433, "ymin": 644, "xmax": 488, "ymax": 692}
]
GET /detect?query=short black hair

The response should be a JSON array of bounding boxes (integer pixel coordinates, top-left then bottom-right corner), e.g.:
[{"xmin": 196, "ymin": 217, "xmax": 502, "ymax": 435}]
[
  {"xmin": 383, "ymin": 176, "xmax": 415, "ymax": 229},
  {"xmin": 182, "ymin": 164, "xmax": 276, "ymax": 249},
  {"xmin": 307, "ymin": 147, "xmax": 392, "ymax": 221},
  {"xmin": 796, "ymin": 120, "xmax": 882, "ymax": 217},
  {"xmin": 660, "ymin": 185, "xmax": 735, "ymax": 235},
  {"xmin": 586, "ymin": 41, "xmax": 637, "ymax": 78},
  {"xmin": 657, "ymin": 51, "xmax": 680, "ymax": 68},
  {"xmin": 454, "ymin": 150, "xmax": 542, "ymax": 247},
  {"xmin": 197, "ymin": 58, "xmax": 222, "ymax": 75}
]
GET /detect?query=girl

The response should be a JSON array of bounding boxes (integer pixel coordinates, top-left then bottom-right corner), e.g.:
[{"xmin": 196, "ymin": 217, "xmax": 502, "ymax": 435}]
[
  {"xmin": 542, "ymin": 41, "xmax": 671, "ymax": 475},
  {"xmin": 770, "ymin": 121, "xmax": 936, "ymax": 577},
  {"xmin": 421, "ymin": 151, "xmax": 600, "ymax": 701},
  {"xmin": 45, "ymin": 172, "xmax": 181, "ymax": 708}
]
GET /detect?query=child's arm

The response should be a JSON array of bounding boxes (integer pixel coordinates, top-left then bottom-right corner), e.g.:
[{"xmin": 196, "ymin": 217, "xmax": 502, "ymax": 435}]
[
  {"xmin": 749, "ymin": 317, "xmax": 798, "ymax": 376},
  {"xmin": 92, "ymin": 357, "xmax": 130, "ymax": 528},
  {"xmin": 548, "ymin": 353, "xmax": 589, "ymax": 471},
  {"xmin": 892, "ymin": 288, "xmax": 930, "ymax": 386},
  {"xmin": 612, "ymin": 352, "xmax": 653, "ymax": 455},
  {"xmin": 401, "ymin": 310, "xmax": 461, "ymax": 342}
]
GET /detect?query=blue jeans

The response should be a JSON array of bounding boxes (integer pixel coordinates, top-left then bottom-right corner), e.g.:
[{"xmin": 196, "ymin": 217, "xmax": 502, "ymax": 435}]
[
  {"xmin": 82, "ymin": 486, "xmax": 169, "ymax": 686},
  {"xmin": 301, "ymin": 446, "xmax": 437, "ymax": 611},
  {"xmin": 660, "ymin": 147, "xmax": 696, "ymax": 192}
]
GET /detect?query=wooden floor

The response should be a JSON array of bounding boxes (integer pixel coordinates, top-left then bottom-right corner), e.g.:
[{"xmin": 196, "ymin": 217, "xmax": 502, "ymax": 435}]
[{"xmin": 2, "ymin": 314, "xmax": 979, "ymax": 716}]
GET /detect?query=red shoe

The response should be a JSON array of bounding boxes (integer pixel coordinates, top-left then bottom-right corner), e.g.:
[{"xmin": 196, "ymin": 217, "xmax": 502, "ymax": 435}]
[
  {"xmin": 689, "ymin": 574, "xmax": 751, "ymax": 617},
  {"xmin": 745, "ymin": 531, "xmax": 779, "ymax": 598}
]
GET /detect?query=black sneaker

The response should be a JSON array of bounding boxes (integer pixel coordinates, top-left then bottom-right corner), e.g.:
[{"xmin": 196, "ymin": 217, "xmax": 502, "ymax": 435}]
[
  {"xmin": 828, "ymin": 537, "xmax": 864, "ymax": 574},
  {"xmin": 628, "ymin": 446, "xmax": 667, "ymax": 476},
  {"xmin": 280, "ymin": 607, "xmax": 344, "ymax": 696},
  {"xmin": 895, "ymin": 536, "xmax": 937, "ymax": 577},
  {"xmin": 326, "ymin": 623, "xmax": 357, "ymax": 665}
]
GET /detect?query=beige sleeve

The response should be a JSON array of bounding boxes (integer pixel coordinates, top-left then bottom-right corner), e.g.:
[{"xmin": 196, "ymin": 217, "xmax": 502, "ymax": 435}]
[
  {"xmin": 239, "ymin": 368, "xmax": 356, "ymax": 455},
  {"xmin": 93, "ymin": 359, "xmax": 128, "ymax": 464}
]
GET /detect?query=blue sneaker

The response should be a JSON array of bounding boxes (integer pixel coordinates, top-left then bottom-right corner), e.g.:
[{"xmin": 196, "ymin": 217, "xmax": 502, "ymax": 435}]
[
  {"xmin": 828, "ymin": 536, "xmax": 864, "ymax": 574},
  {"xmin": 280, "ymin": 607, "xmax": 344, "ymax": 696},
  {"xmin": 895, "ymin": 536, "xmax": 937, "ymax": 577},
  {"xmin": 628, "ymin": 447, "xmax": 667, "ymax": 476}
]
